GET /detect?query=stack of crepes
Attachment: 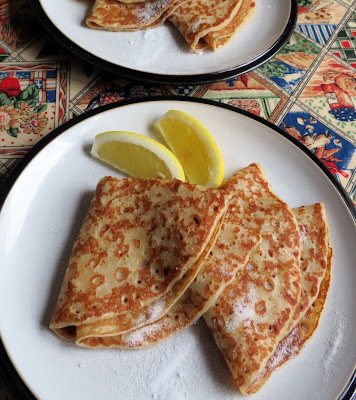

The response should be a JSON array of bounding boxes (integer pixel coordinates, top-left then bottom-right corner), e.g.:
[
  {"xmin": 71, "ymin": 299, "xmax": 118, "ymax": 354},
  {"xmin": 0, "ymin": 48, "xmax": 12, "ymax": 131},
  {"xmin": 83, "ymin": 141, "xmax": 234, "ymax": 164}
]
[
  {"xmin": 86, "ymin": 0, "xmax": 256, "ymax": 51},
  {"xmin": 50, "ymin": 163, "xmax": 332, "ymax": 395}
]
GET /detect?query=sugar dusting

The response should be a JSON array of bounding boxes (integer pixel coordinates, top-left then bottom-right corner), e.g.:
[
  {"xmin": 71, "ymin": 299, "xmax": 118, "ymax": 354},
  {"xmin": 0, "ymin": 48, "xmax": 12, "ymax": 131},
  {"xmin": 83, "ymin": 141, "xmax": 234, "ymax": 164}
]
[
  {"xmin": 191, "ymin": 18, "xmax": 203, "ymax": 32},
  {"xmin": 299, "ymin": 225, "xmax": 307, "ymax": 245},
  {"xmin": 267, "ymin": 328, "xmax": 299, "ymax": 370},
  {"xmin": 225, "ymin": 283, "xmax": 262, "ymax": 333},
  {"xmin": 136, "ymin": 0, "xmax": 172, "ymax": 24},
  {"xmin": 308, "ymin": 307, "xmax": 352, "ymax": 400},
  {"xmin": 131, "ymin": 298, "xmax": 166, "ymax": 327},
  {"xmin": 75, "ymin": 320, "xmax": 273, "ymax": 400},
  {"xmin": 147, "ymin": 298, "xmax": 167, "ymax": 322},
  {"xmin": 321, "ymin": 308, "xmax": 351, "ymax": 378},
  {"xmin": 123, "ymin": 320, "xmax": 163, "ymax": 347}
]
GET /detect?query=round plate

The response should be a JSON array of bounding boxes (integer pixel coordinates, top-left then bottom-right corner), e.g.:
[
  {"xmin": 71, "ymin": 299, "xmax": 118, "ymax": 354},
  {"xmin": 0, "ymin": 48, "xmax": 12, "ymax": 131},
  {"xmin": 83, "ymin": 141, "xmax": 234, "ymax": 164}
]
[
  {"xmin": 31, "ymin": 0, "xmax": 297, "ymax": 85},
  {"xmin": 0, "ymin": 97, "xmax": 355, "ymax": 400}
]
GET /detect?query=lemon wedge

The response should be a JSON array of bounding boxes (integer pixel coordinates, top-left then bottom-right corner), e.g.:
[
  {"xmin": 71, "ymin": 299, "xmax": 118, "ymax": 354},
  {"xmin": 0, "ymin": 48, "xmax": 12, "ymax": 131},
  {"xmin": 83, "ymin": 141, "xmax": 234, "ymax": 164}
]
[
  {"xmin": 91, "ymin": 131, "xmax": 185, "ymax": 180},
  {"xmin": 154, "ymin": 110, "xmax": 224, "ymax": 188}
]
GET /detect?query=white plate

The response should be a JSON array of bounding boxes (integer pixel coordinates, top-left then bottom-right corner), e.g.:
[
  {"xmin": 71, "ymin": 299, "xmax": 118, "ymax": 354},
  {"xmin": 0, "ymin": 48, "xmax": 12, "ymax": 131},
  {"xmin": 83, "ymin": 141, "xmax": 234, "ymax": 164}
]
[
  {"xmin": 0, "ymin": 98, "xmax": 355, "ymax": 400},
  {"xmin": 33, "ymin": 0, "xmax": 297, "ymax": 84}
]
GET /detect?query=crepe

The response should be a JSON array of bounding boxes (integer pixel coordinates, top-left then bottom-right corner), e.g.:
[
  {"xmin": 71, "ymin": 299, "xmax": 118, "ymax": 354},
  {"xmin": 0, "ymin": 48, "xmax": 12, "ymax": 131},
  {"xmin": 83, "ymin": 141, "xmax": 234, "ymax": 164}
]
[
  {"xmin": 244, "ymin": 203, "xmax": 331, "ymax": 394},
  {"xmin": 168, "ymin": 0, "xmax": 243, "ymax": 51},
  {"xmin": 255, "ymin": 247, "xmax": 331, "ymax": 384},
  {"xmin": 50, "ymin": 176, "xmax": 231, "ymax": 338},
  {"xmin": 203, "ymin": 163, "xmax": 302, "ymax": 394},
  {"xmin": 77, "ymin": 221, "xmax": 261, "ymax": 348},
  {"xmin": 75, "ymin": 221, "xmax": 222, "ymax": 343},
  {"xmin": 203, "ymin": 0, "xmax": 255, "ymax": 50},
  {"xmin": 286, "ymin": 204, "xmax": 329, "ymax": 331},
  {"xmin": 86, "ymin": 0, "xmax": 189, "ymax": 31}
]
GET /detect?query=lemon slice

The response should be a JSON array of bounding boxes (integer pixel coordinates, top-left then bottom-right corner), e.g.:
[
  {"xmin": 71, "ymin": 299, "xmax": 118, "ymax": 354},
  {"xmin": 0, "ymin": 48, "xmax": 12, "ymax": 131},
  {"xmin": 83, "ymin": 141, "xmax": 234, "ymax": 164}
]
[
  {"xmin": 154, "ymin": 110, "xmax": 224, "ymax": 188},
  {"xmin": 91, "ymin": 131, "xmax": 185, "ymax": 180}
]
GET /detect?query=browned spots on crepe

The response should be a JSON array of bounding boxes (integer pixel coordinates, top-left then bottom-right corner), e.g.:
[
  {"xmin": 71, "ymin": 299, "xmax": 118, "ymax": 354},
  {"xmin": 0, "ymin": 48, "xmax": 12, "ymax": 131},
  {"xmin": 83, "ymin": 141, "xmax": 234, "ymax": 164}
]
[
  {"xmin": 86, "ymin": 0, "xmax": 256, "ymax": 51},
  {"xmin": 50, "ymin": 176, "xmax": 231, "ymax": 337},
  {"xmin": 203, "ymin": 163, "xmax": 302, "ymax": 394},
  {"xmin": 245, "ymin": 245, "xmax": 332, "ymax": 394},
  {"xmin": 244, "ymin": 204, "xmax": 331, "ymax": 394},
  {"xmin": 86, "ymin": 0, "xmax": 190, "ymax": 31},
  {"xmin": 75, "ymin": 218, "xmax": 224, "ymax": 343},
  {"xmin": 169, "ymin": 0, "xmax": 243, "ymax": 51},
  {"xmin": 78, "ymin": 221, "xmax": 261, "ymax": 348}
]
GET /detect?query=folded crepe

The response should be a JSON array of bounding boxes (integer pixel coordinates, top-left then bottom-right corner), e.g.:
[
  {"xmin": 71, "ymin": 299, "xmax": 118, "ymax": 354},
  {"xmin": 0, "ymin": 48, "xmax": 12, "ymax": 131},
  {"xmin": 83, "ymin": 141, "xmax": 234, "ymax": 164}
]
[
  {"xmin": 86, "ymin": 0, "xmax": 189, "ymax": 31},
  {"xmin": 246, "ymin": 250, "xmax": 332, "ymax": 391},
  {"xmin": 86, "ymin": 0, "xmax": 256, "ymax": 51},
  {"xmin": 203, "ymin": 0, "xmax": 255, "ymax": 50},
  {"xmin": 75, "ymin": 221, "xmax": 222, "ymax": 343},
  {"xmin": 244, "ymin": 203, "xmax": 331, "ymax": 394},
  {"xmin": 203, "ymin": 163, "xmax": 302, "ymax": 394},
  {"xmin": 286, "ymin": 204, "xmax": 330, "ymax": 331},
  {"xmin": 168, "ymin": 0, "xmax": 243, "ymax": 51},
  {"xmin": 78, "ymin": 221, "xmax": 261, "ymax": 348},
  {"xmin": 50, "ymin": 177, "xmax": 231, "ymax": 339}
]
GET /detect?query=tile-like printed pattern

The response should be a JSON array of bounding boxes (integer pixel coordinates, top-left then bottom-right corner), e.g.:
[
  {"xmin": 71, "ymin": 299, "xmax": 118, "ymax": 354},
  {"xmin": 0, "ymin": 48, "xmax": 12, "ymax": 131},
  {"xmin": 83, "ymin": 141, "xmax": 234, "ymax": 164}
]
[
  {"xmin": 0, "ymin": 61, "xmax": 70, "ymax": 179},
  {"xmin": 257, "ymin": 32, "xmax": 321, "ymax": 94},
  {"xmin": 330, "ymin": 13, "xmax": 356, "ymax": 67},
  {"xmin": 201, "ymin": 73, "xmax": 288, "ymax": 122},
  {"xmin": 0, "ymin": 0, "xmax": 41, "ymax": 52},
  {"xmin": 280, "ymin": 104, "xmax": 356, "ymax": 184},
  {"xmin": 0, "ymin": 62, "xmax": 69, "ymax": 147},
  {"xmin": 297, "ymin": 23, "xmax": 338, "ymax": 45},
  {"xmin": 299, "ymin": 54, "xmax": 356, "ymax": 143},
  {"xmin": 297, "ymin": 0, "xmax": 348, "ymax": 25}
]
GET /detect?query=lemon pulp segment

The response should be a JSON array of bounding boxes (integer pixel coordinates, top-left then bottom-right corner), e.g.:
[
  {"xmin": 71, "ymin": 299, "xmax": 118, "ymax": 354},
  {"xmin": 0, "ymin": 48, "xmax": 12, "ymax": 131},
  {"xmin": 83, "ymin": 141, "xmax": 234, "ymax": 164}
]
[
  {"xmin": 154, "ymin": 110, "xmax": 224, "ymax": 188},
  {"xmin": 91, "ymin": 131, "xmax": 185, "ymax": 180}
]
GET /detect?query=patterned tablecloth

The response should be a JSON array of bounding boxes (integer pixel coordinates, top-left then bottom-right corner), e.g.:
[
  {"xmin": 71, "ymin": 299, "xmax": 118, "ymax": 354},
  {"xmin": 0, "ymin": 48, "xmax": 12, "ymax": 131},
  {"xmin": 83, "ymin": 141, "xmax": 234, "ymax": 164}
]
[{"xmin": 0, "ymin": 0, "xmax": 356, "ymax": 398}]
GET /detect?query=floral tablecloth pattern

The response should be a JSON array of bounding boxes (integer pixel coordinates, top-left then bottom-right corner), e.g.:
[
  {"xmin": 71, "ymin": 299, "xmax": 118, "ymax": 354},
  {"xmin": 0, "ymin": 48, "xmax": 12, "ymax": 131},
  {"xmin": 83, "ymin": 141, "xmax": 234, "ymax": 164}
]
[{"xmin": 1, "ymin": 0, "xmax": 356, "ymax": 398}]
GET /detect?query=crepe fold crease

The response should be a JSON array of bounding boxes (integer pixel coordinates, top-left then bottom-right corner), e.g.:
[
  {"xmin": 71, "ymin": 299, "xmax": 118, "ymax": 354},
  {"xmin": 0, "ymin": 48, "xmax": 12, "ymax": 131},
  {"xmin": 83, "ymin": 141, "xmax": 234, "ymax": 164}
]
[
  {"xmin": 50, "ymin": 177, "xmax": 232, "ymax": 339},
  {"xmin": 168, "ymin": 0, "xmax": 244, "ymax": 51},
  {"xmin": 78, "ymin": 221, "xmax": 261, "ymax": 348},
  {"xmin": 203, "ymin": 0, "xmax": 256, "ymax": 50},
  {"xmin": 75, "ymin": 221, "xmax": 222, "ymax": 343}
]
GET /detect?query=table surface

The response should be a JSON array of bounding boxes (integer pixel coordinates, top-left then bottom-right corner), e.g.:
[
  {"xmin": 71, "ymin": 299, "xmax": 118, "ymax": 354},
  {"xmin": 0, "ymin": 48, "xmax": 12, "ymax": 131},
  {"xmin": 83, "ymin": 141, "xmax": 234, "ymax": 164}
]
[{"xmin": 0, "ymin": 0, "xmax": 355, "ymax": 399}]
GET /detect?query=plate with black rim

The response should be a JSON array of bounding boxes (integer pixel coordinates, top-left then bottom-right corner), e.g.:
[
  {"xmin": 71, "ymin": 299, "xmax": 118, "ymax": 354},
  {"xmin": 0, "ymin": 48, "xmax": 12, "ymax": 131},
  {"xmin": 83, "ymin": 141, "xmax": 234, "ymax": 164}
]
[
  {"xmin": 31, "ymin": 0, "xmax": 297, "ymax": 85},
  {"xmin": 0, "ymin": 97, "xmax": 355, "ymax": 400}
]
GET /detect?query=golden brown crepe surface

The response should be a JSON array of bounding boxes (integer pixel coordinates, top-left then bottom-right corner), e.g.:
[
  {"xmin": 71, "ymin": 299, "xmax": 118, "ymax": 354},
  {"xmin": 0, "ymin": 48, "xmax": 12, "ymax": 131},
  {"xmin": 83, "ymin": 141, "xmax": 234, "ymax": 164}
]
[
  {"xmin": 50, "ymin": 177, "xmax": 231, "ymax": 335},
  {"xmin": 78, "ymin": 221, "xmax": 261, "ymax": 348},
  {"xmin": 203, "ymin": 163, "xmax": 302, "ymax": 393},
  {"xmin": 286, "ymin": 203, "xmax": 329, "ymax": 331},
  {"xmin": 203, "ymin": 0, "xmax": 255, "ymax": 49},
  {"xmin": 75, "ymin": 219, "xmax": 223, "ymax": 343},
  {"xmin": 86, "ymin": 0, "xmax": 256, "ymax": 51},
  {"xmin": 245, "ymin": 244, "xmax": 332, "ymax": 394},
  {"xmin": 86, "ymin": 0, "xmax": 188, "ymax": 31},
  {"xmin": 168, "ymin": 0, "xmax": 243, "ymax": 51}
]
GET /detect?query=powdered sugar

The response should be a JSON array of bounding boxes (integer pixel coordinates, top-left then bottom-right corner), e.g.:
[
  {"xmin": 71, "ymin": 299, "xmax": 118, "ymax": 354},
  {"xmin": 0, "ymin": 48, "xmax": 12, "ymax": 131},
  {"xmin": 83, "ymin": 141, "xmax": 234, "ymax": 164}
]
[
  {"xmin": 321, "ymin": 308, "xmax": 350, "ymax": 378},
  {"xmin": 267, "ymin": 328, "xmax": 299, "ymax": 370},
  {"xmin": 136, "ymin": 0, "xmax": 172, "ymax": 24},
  {"xmin": 299, "ymin": 225, "xmax": 308, "ymax": 245},
  {"xmin": 308, "ymin": 308, "xmax": 352, "ymax": 400},
  {"xmin": 123, "ymin": 320, "xmax": 163, "ymax": 347},
  {"xmin": 147, "ymin": 298, "xmax": 167, "ymax": 322},
  {"xmin": 225, "ymin": 283, "xmax": 262, "ymax": 332},
  {"xmin": 191, "ymin": 18, "xmax": 203, "ymax": 32}
]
